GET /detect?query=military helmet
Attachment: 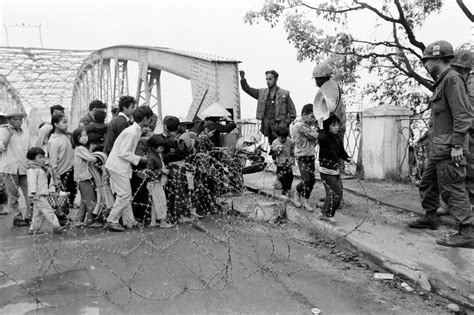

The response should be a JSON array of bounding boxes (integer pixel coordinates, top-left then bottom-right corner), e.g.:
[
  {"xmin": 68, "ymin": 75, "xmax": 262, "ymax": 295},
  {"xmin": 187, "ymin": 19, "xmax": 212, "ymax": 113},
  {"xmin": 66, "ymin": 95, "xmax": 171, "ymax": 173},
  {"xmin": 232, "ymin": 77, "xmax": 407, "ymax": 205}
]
[
  {"xmin": 451, "ymin": 49, "xmax": 473, "ymax": 69},
  {"xmin": 421, "ymin": 40, "xmax": 454, "ymax": 61},
  {"xmin": 312, "ymin": 62, "xmax": 333, "ymax": 78}
]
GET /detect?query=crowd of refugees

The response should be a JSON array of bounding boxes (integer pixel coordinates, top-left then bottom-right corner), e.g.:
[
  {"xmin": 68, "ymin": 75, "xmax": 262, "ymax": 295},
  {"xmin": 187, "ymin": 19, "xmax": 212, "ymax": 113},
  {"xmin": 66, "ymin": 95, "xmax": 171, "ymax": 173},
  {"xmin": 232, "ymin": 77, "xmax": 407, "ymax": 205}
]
[
  {"xmin": 0, "ymin": 39, "xmax": 472, "ymax": 249},
  {"xmin": 0, "ymin": 95, "xmax": 239, "ymax": 233}
]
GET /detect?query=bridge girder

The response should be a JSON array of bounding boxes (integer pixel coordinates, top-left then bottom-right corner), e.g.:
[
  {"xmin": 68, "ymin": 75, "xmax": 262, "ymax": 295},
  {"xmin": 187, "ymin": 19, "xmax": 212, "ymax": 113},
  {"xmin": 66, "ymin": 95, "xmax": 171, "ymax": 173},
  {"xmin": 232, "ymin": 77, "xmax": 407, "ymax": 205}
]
[{"xmin": 71, "ymin": 45, "xmax": 241, "ymax": 131}]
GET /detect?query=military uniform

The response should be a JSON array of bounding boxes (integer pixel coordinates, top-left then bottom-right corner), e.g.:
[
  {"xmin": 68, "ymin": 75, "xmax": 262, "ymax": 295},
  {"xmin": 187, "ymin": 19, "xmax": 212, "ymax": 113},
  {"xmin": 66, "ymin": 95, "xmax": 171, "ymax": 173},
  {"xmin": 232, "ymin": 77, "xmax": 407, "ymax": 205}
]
[{"xmin": 419, "ymin": 67, "xmax": 472, "ymax": 227}]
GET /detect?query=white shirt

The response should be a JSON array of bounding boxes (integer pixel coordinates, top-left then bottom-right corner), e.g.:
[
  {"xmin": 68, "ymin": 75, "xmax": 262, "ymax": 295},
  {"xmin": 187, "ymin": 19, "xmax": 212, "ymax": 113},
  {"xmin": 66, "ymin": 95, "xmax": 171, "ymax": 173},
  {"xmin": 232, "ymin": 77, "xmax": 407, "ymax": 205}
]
[
  {"xmin": 105, "ymin": 122, "xmax": 142, "ymax": 178},
  {"xmin": 0, "ymin": 127, "xmax": 31, "ymax": 175}
]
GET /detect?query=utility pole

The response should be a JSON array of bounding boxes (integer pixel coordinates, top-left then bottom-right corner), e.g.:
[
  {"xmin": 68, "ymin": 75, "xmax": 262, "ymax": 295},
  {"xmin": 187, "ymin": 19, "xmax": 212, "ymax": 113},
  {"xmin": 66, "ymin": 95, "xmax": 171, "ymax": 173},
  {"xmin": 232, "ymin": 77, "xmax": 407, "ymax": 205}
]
[{"xmin": 3, "ymin": 23, "xmax": 44, "ymax": 47}]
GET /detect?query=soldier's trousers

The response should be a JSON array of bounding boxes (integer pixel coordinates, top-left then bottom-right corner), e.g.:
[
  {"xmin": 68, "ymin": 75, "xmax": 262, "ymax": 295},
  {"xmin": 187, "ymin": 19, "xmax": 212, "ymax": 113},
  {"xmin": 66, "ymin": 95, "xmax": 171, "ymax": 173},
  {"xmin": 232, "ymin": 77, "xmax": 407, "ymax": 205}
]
[
  {"xmin": 466, "ymin": 132, "xmax": 474, "ymax": 205},
  {"xmin": 419, "ymin": 158, "xmax": 472, "ymax": 226}
]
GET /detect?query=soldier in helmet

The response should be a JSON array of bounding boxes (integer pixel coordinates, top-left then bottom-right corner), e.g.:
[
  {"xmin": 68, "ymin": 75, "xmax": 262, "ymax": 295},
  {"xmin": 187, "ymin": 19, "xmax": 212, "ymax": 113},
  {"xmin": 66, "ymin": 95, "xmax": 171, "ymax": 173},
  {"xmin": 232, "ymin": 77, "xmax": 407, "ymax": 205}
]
[
  {"xmin": 451, "ymin": 49, "xmax": 474, "ymax": 210},
  {"xmin": 239, "ymin": 70, "xmax": 297, "ymax": 145},
  {"xmin": 408, "ymin": 40, "xmax": 473, "ymax": 248}
]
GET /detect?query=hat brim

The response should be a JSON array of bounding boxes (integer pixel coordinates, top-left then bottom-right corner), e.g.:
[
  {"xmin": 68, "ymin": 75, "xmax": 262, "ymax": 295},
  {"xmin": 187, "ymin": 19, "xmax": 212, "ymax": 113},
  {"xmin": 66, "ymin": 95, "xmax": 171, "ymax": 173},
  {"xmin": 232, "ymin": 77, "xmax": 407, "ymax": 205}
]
[{"xmin": 5, "ymin": 113, "xmax": 26, "ymax": 118}]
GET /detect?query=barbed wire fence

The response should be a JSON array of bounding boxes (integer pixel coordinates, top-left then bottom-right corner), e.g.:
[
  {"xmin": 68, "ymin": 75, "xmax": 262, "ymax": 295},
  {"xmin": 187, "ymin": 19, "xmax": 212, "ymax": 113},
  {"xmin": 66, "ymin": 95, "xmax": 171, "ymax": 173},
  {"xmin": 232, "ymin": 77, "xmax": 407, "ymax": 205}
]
[
  {"xmin": 0, "ymin": 109, "xmax": 432, "ymax": 311},
  {"xmin": 0, "ymin": 145, "xmax": 303, "ymax": 312}
]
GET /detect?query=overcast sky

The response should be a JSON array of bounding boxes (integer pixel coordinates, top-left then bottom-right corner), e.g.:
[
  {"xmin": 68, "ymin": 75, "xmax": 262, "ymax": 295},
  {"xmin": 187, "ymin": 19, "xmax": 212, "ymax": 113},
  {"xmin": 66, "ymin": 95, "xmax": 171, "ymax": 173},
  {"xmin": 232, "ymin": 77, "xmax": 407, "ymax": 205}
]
[{"xmin": 0, "ymin": 0, "xmax": 472, "ymax": 119}]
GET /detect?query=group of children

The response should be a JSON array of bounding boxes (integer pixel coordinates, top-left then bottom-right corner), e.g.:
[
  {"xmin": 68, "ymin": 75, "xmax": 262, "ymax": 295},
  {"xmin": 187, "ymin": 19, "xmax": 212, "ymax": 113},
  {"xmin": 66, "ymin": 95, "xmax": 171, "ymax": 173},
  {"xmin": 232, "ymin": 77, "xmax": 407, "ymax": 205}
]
[
  {"xmin": 270, "ymin": 103, "xmax": 351, "ymax": 222},
  {"xmin": 23, "ymin": 102, "xmax": 239, "ymax": 234}
]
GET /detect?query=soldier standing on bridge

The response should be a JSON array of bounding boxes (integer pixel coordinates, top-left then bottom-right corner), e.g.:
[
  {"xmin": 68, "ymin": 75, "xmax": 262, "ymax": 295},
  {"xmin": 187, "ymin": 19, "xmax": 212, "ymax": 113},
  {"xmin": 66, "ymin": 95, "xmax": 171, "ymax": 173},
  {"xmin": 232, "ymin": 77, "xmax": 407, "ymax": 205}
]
[
  {"xmin": 239, "ymin": 70, "xmax": 296, "ymax": 145},
  {"xmin": 408, "ymin": 40, "xmax": 473, "ymax": 249}
]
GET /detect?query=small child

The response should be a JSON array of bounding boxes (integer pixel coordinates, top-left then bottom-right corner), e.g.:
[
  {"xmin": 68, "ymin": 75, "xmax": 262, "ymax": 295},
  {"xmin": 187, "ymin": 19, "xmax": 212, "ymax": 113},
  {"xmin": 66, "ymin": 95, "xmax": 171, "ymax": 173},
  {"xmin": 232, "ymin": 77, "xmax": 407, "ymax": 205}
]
[
  {"xmin": 318, "ymin": 115, "xmax": 351, "ymax": 223},
  {"xmin": 270, "ymin": 126, "xmax": 295, "ymax": 198},
  {"xmin": 292, "ymin": 104, "xmax": 319, "ymax": 211},
  {"xmin": 86, "ymin": 109, "xmax": 108, "ymax": 152},
  {"xmin": 72, "ymin": 127, "xmax": 99, "ymax": 227},
  {"xmin": 26, "ymin": 147, "xmax": 62, "ymax": 234},
  {"xmin": 145, "ymin": 134, "xmax": 175, "ymax": 228}
]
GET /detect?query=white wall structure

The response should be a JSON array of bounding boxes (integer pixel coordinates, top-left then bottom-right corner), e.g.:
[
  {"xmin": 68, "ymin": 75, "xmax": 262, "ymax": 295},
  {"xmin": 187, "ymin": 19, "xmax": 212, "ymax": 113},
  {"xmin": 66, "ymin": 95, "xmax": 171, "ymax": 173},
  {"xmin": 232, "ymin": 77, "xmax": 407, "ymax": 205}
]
[{"xmin": 361, "ymin": 104, "xmax": 412, "ymax": 179}]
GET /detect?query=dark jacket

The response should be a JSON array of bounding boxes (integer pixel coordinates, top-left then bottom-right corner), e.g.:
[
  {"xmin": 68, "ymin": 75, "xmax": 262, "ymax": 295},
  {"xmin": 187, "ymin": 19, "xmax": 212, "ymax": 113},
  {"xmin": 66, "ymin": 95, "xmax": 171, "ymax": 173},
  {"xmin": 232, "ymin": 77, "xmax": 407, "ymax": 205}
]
[
  {"xmin": 86, "ymin": 122, "xmax": 108, "ymax": 145},
  {"xmin": 103, "ymin": 115, "xmax": 130, "ymax": 155},
  {"xmin": 146, "ymin": 150, "xmax": 165, "ymax": 180},
  {"xmin": 428, "ymin": 68, "xmax": 472, "ymax": 160},
  {"xmin": 240, "ymin": 79, "xmax": 296, "ymax": 126},
  {"xmin": 317, "ymin": 130, "xmax": 349, "ymax": 170}
]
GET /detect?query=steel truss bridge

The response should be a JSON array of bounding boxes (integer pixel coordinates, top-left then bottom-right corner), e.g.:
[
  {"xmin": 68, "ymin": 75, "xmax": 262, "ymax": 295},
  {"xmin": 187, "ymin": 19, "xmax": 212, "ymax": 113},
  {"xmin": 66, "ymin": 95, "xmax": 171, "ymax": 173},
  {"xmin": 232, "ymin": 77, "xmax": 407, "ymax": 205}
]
[{"xmin": 0, "ymin": 45, "xmax": 241, "ymax": 130}]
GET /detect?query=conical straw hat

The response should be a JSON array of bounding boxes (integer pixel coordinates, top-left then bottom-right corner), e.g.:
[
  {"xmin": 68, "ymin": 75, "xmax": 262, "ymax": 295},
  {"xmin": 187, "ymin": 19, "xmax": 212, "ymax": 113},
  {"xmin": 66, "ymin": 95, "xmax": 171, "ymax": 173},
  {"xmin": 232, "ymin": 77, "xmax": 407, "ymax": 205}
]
[{"xmin": 199, "ymin": 102, "xmax": 231, "ymax": 119}]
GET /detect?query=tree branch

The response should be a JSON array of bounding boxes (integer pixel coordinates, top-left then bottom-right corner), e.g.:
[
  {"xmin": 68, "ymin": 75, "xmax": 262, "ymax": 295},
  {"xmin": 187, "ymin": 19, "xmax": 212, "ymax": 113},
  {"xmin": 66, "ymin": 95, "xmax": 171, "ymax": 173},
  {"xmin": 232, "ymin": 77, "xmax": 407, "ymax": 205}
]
[
  {"xmin": 300, "ymin": 2, "xmax": 364, "ymax": 13},
  {"xmin": 393, "ymin": 0, "xmax": 426, "ymax": 51},
  {"xmin": 456, "ymin": 0, "xmax": 474, "ymax": 22},
  {"xmin": 354, "ymin": 1, "xmax": 399, "ymax": 23}
]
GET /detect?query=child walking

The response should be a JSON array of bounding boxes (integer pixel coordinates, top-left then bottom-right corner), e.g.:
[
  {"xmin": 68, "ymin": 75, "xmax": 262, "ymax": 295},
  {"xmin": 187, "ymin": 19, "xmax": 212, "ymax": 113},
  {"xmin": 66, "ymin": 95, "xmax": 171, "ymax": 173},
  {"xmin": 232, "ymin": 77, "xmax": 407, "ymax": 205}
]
[
  {"xmin": 26, "ymin": 147, "xmax": 62, "ymax": 234},
  {"xmin": 145, "ymin": 134, "xmax": 175, "ymax": 228},
  {"xmin": 318, "ymin": 115, "xmax": 351, "ymax": 222},
  {"xmin": 292, "ymin": 104, "xmax": 319, "ymax": 211},
  {"xmin": 47, "ymin": 114, "xmax": 76, "ymax": 208},
  {"xmin": 270, "ymin": 126, "xmax": 295, "ymax": 198},
  {"xmin": 72, "ymin": 127, "xmax": 99, "ymax": 227}
]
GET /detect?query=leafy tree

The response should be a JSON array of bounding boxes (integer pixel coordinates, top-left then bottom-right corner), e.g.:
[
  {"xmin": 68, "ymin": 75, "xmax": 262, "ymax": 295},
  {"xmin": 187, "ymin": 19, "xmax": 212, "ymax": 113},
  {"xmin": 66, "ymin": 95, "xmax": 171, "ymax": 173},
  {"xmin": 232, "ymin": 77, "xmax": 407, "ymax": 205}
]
[{"xmin": 244, "ymin": 0, "xmax": 471, "ymax": 110}]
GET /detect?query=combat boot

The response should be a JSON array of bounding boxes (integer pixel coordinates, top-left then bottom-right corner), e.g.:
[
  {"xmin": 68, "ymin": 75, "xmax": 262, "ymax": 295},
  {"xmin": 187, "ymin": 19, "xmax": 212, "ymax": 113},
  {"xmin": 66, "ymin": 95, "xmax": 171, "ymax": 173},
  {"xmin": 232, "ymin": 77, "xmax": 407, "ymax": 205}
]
[
  {"xmin": 436, "ymin": 225, "xmax": 474, "ymax": 249},
  {"xmin": 292, "ymin": 192, "xmax": 302, "ymax": 208},
  {"xmin": 408, "ymin": 216, "xmax": 440, "ymax": 230}
]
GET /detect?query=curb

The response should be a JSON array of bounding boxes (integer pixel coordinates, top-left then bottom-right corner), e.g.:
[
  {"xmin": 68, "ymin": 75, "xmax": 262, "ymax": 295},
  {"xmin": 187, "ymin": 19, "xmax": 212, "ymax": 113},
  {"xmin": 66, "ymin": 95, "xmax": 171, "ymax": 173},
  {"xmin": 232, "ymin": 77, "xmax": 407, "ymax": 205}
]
[{"xmin": 243, "ymin": 182, "xmax": 474, "ymax": 311}]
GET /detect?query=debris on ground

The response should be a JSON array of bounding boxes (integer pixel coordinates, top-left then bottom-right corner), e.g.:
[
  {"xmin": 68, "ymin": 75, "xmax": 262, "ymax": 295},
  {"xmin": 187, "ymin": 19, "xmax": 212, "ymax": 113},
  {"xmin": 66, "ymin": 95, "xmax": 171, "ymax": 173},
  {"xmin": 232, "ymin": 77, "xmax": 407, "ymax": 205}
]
[{"xmin": 373, "ymin": 273, "xmax": 394, "ymax": 280}]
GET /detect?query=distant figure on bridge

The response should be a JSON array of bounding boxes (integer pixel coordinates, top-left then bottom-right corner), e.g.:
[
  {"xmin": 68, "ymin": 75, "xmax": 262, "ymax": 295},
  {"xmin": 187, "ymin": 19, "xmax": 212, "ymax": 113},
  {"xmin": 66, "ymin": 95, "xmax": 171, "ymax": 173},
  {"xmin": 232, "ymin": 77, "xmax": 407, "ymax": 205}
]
[
  {"xmin": 408, "ymin": 40, "xmax": 473, "ymax": 249},
  {"xmin": 35, "ymin": 104, "xmax": 65, "ymax": 150},
  {"xmin": 103, "ymin": 96, "xmax": 137, "ymax": 156},
  {"xmin": 239, "ymin": 70, "xmax": 296, "ymax": 145},
  {"xmin": 79, "ymin": 100, "xmax": 107, "ymax": 127}
]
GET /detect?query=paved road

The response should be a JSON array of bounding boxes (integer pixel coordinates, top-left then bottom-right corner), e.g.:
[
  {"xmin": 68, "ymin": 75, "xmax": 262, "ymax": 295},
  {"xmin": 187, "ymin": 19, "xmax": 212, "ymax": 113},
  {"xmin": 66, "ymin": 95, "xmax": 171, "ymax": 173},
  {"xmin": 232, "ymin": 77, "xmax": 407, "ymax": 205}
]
[{"xmin": 0, "ymin": 204, "xmax": 448, "ymax": 314}]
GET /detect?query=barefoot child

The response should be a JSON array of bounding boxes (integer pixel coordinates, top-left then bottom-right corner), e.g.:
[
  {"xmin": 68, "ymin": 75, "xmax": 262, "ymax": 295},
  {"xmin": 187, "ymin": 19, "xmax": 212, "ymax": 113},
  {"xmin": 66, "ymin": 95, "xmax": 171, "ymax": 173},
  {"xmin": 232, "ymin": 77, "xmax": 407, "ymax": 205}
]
[
  {"xmin": 26, "ymin": 147, "xmax": 62, "ymax": 234},
  {"xmin": 145, "ymin": 134, "xmax": 175, "ymax": 228},
  {"xmin": 72, "ymin": 127, "xmax": 98, "ymax": 227},
  {"xmin": 292, "ymin": 104, "xmax": 319, "ymax": 211}
]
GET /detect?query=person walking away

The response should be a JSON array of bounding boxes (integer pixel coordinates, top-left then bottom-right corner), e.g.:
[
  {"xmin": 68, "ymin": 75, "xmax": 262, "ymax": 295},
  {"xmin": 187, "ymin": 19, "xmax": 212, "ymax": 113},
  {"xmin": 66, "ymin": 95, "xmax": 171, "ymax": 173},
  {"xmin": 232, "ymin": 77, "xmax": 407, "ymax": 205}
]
[
  {"xmin": 0, "ymin": 108, "xmax": 32, "ymax": 226},
  {"xmin": 270, "ymin": 126, "xmax": 295, "ymax": 198},
  {"xmin": 312, "ymin": 61, "xmax": 347, "ymax": 175},
  {"xmin": 239, "ymin": 70, "xmax": 296, "ymax": 145},
  {"xmin": 72, "ymin": 127, "xmax": 99, "ymax": 227},
  {"xmin": 103, "ymin": 96, "xmax": 137, "ymax": 156},
  {"xmin": 145, "ymin": 134, "xmax": 175, "ymax": 228},
  {"xmin": 47, "ymin": 114, "xmax": 76, "ymax": 209},
  {"xmin": 86, "ymin": 109, "xmax": 108, "ymax": 152},
  {"xmin": 104, "ymin": 107, "xmax": 150, "ymax": 232},
  {"xmin": 408, "ymin": 40, "xmax": 473, "ymax": 248},
  {"xmin": 292, "ymin": 104, "xmax": 319, "ymax": 212},
  {"xmin": 26, "ymin": 147, "xmax": 63, "ymax": 234},
  {"xmin": 317, "ymin": 115, "xmax": 351, "ymax": 223}
]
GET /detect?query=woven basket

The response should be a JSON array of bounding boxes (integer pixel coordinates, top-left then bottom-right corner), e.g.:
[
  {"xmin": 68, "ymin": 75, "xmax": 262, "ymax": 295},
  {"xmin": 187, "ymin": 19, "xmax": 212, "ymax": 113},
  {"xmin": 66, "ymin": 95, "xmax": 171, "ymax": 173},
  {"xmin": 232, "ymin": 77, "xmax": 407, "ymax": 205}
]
[{"xmin": 46, "ymin": 192, "xmax": 69, "ymax": 210}]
